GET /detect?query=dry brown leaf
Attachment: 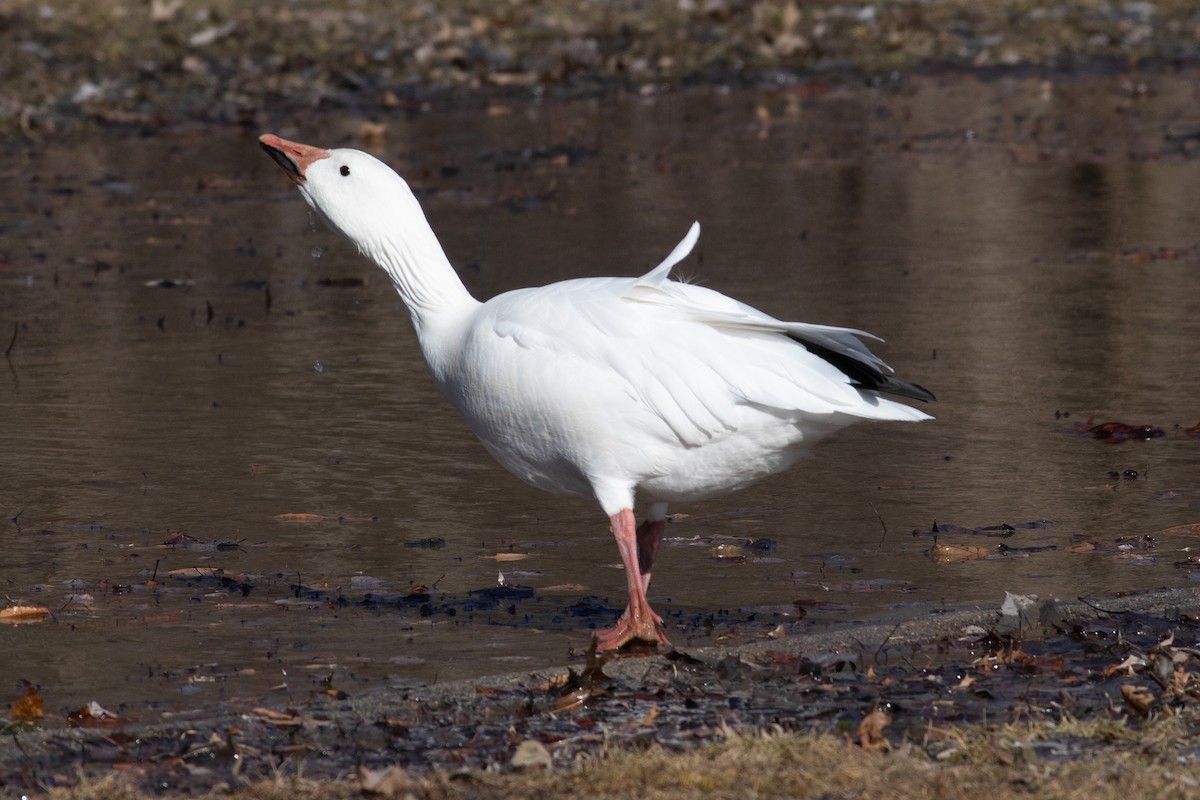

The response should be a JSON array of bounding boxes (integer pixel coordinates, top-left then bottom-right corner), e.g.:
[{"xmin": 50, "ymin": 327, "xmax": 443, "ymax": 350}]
[
  {"xmin": 250, "ymin": 707, "xmax": 303, "ymax": 726},
  {"xmin": 1066, "ymin": 541, "xmax": 1097, "ymax": 553},
  {"xmin": 0, "ymin": 605, "xmax": 51, "ymax": 624},
  {"xmin": 1121, "ymin": 684, "xmax": 1156, "ymax": 716},
  {"xmin": 511, "ymin": 739, "xmax": 553, "ymax": 770},
  {"xmin": 358, "ymin": 764, "xmax": 410, "ymax": 797},
  {"xmin": 552, "ymin": 689, "xmax": 590, "ymax": 713},
  {"xmin": 166, "ymin": 567, "xmax": 223, "ymax": 578},
  {"xmin": 931, "ymin": 543, "xmax": 990, "ymax": 563},
  {"xmin": 488, "ymin": 553, "xmax": 529, "ymax": 562},
  {"xmin": 709, "ymin": 543, "xmax": 746, "ymax": 561},
  {"xmin": 10, "ymin": 685, "xmax": 44, "ymax": 721},
  {"xmin": 273, "ymin": 513, "xmax": 326, "ymax": 522},
  {"xmin": 540, "ymin": 583, "xmax": 588, "ymax": 592},
  {"xmin": 639, "ymin": 704, "xmax": 659, "ymax": 727},
  {"xmin": 1161, "ymin": 523, "xmax": 1200, "ymax": 537},
  {"xmin": 1102, "ymin": 654, "xmax": 1145, "ymax": 677},
  {"xmin": 858, "ymin": 708, "xmax": 892, "ymax": 750},
  {"xmin": 1173, "ymin": 663, "xmax": 1192, "ymax": 696},
  {"xmin": 67, "ymin": 701, "xmax": 131, "ymax": 728}
]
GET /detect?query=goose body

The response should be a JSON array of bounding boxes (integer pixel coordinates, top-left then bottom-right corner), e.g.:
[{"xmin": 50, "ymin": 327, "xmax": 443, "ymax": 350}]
[{"xmin": 260, "ymin": 134, "xmax": 934, "ymax": 649}]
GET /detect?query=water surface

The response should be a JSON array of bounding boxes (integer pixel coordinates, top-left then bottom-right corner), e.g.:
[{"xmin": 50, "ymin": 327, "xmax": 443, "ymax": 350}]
[{"xmin": 2, "ymin": 71, "xmax": 1199, "ymax": 722}]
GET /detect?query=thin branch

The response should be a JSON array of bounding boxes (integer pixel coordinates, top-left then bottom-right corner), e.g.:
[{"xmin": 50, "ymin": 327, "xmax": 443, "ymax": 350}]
[
  {"xmin": 3, "ymin": 322, "xmax": 16, "ymax": 359},
  {"xmin": 869, "ymin": 502, "xmax": 888, "ymax": 547}
]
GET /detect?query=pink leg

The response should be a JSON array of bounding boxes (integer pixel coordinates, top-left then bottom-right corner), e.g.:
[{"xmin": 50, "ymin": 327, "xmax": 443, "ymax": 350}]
[
  {"xmin": 593, "ymin": 509, "xmax": 670, "ymax": 651},
  {"xmin": 636, "ymin": 517, "xmax": 665, "ymax": 595}
]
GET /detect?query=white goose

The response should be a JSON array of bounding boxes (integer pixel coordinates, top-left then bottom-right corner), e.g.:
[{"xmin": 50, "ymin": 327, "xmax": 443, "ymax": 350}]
[{"xmin": 259, "ymin": 134, "xmax": 934, "ymax": 651}]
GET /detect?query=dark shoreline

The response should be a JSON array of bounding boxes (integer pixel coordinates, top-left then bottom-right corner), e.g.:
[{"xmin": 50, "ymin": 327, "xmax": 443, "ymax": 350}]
[
  {"xmin": 5, "ymin": 0, "xmax": 1200, "ymax": 135},
  {"xmin": 6, "ymin": 586, "xmax": 1200, "ymax": 795}
]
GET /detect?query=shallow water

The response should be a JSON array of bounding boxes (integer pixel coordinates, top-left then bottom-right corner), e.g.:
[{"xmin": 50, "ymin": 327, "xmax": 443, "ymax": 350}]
[{"xmin": 2, "ymin": 70, "xmax": 1199, "ymax": 723}]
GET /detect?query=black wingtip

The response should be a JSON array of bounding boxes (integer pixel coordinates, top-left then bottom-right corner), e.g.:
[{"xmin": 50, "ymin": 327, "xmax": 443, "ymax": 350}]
[
  {"xmin": 788, "ymin": 333, "xmax": 935, "ymax": 403},
  {"xmin": 875, "ymin": 377, "xmax": 936, "ymax": 403}
]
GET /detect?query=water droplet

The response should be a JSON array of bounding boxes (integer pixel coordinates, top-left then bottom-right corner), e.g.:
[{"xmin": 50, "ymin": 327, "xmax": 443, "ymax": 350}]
[
  {"xmin": 313, "ymin": 360, "xmax": 324, "ymax": 373},
  {"xmin": 310, "ymin": 247, "xmax": 322, "ymax": 259}
]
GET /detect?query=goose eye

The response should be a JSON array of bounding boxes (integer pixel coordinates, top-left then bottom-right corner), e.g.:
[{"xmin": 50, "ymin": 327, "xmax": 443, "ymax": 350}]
[{"xmin": 339, "ymin": 165, "xmax": 350, "ymax": 176}]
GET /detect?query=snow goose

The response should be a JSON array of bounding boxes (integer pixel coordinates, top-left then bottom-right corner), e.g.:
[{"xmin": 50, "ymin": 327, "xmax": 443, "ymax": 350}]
[{"xmin": 259, "ymin": 133, "xmax": 934, "ymax": 650}]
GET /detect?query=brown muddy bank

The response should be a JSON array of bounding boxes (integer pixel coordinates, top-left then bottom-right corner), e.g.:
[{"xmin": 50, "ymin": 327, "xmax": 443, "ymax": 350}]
[
  {"xmin": 5, "ymin": 0, "xmax": 1200, "ymax": 133},
  {"xmin": 5, "ymin": 588, "xmax": 1200, "ymax": 796}
]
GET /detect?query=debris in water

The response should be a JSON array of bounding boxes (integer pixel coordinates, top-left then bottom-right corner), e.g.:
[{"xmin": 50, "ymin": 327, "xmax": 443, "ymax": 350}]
[
  {"xmin": 1076, "ymin": 419, "xmax": 1165, "ymax": 442},
  {"xmin": 8, "ymin": 685, "xmax": 44, "ymax": 721},
  {"xmin": 0, "ymin": 605, "xmax": 52, "ymax": 624}
]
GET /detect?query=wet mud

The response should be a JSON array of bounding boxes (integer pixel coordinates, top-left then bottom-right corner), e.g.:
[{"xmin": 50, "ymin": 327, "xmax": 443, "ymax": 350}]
[{"xmin": 5, "ymin": 589, "xmax": 1200, "ymax": 795}]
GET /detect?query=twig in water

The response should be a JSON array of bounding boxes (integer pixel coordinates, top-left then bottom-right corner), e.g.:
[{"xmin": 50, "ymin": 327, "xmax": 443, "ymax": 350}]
[
  {"xmin": 869, "ymin": 502, "xmax": 888, "ymax": 547},
  {"xmin": 1077, "ymin": 595, "xmax": 1127, "ymax": 616},
  {"xmin": 4, "ymin": 322, "xmax": 16, "ymax": 359},
  {"xmin": 871, "ymin": 621, "xmax": 905, "ymax": 666},
  {"xmin": 11, "ymin": 508, "xmax": 23, "ymax": 534}
]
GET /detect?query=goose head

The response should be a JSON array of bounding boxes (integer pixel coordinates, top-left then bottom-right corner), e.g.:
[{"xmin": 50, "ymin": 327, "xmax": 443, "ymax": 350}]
[{"xmin": 259, "ymin": 133, "xmax": 427, "ymax": 255}]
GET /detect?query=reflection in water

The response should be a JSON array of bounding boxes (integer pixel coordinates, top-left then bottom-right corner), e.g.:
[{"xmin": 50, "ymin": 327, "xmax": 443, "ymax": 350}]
[
  {"xmin": 2, "ymin": 72, "xmax": 1199, "ymax": 721},
  {"xmin": 1066, "ymin": 161, "xmax": 1110, "ymax": 250}
]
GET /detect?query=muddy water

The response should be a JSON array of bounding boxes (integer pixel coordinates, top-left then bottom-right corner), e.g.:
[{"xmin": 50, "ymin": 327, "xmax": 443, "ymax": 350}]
[{"xmin": 2, "ymin": 71, "xmax": 1199, "ymax": 723}]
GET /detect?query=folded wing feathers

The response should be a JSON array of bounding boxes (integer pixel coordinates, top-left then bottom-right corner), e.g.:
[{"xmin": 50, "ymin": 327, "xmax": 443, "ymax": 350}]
[{"xmin": 627, "ymin": 223, "xmax": 935, "ymax": 405}]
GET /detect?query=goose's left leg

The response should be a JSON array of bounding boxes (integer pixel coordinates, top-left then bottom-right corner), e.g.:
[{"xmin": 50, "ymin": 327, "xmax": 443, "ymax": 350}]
[{"xmin": 636, "ymin": 502, "xmax": 669, "ymax": 595}]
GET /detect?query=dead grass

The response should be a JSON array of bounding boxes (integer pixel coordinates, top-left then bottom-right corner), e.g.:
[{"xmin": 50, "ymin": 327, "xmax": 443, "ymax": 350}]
[{"xmin": 35, "ymin": 714, "xmax": 1200, "ymax": 800}]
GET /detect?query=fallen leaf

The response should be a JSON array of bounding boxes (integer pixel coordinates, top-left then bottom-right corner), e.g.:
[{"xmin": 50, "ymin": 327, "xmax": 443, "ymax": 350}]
[
  {"xmin": 1066, "ymin": 541, "xmax": 1097, "ymax": 553},
  {"xmin": 249, "ymin": 707, "xmax": 303, "ymax": 726},
  {"xmin": 488, "ymin": 553, "xmax": 529, "ymax": 562},
  {"xmin": 1161, "ymin": 524, "xmax": 1200, "ymax": 537},
  {"xmin": 858, "ymin": 709, "xmax": 892, "ymax": 750},
  {"xmin": 1104, "ymin": 655, "xmax": 1148, "ymax": 678},
  {"xmin": 511, "ymin": 739, "xmax": 553, "ymax": 770},
  {"xmin": 709, "ymin": 543, "xmax": 746, "ymax": 561},
  {"xmin": 166, "ymin": 567, "xmax": 223, "ymax": 578},
  {"xmin": 1081, "ymin": 421, "xmax": 1165, "ymax": 442},
  {"xmin": 10, "ymin": 686, "xmax": 44, "ymax": 721},
  {"xmin": 931, "ymin": 543, "xmax": 990, "ymax": 563},
  {"xmin": 0, "ymin": 605, "xmax": 51, "ymax": 624},
  {"xmin": 67, "ymin": 701, "xmax": 131, "ymax": 728},
  {"xmin": 1173, "ymin": 663, "xmax": 1191, "ymax": 696},
  {"xmin": 540, "ymin": 583, "xmax": 588, "ymax": 592},
  {"xmin": 1120, "ymin": 684, "xmax": 1155, "ymax": 716},
  {"xmin": 552, "ymin": 689, "xmax": 591, "ymax": 713},
  {"xmin": 358, "ymin": 764, "xmax": 409, "ymax": 797}
]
